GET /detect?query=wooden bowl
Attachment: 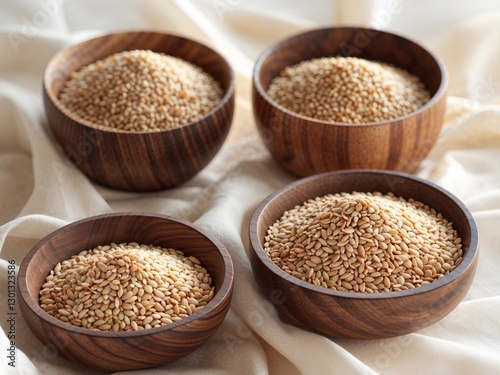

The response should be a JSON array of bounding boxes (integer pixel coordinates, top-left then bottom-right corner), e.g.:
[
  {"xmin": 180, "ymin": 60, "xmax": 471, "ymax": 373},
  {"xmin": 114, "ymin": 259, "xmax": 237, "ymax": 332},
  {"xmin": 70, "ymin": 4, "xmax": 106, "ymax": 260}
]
[
  {"xmin": 18, "ymin": 213, "xmax": 234, "ymax": 371},
  {"xmin": 249, "ymin": 170, "xmax": 478, "ymax": 339},
  {"xmin": 43, "ymin": 31, "xmax": 235, "ymax": 191},
  {"xmin": 252, "ymin": 27, "xmax": 448, "ymax": 176}
]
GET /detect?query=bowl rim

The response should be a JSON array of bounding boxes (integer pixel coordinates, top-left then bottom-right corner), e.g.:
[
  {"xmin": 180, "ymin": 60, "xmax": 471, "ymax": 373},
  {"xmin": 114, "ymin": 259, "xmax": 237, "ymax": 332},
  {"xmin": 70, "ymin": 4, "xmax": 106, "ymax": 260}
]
[
  {"xmin": 18, "ymin": 212, "xmax": 234, "ymax": 337},
  {"xmin": 252, "ymin": 26, "xmax": 448, "ymax": 127},
  {"xmin": 43, "ymin": 29, "xmax": 235, "ymax": 135},
  {"xmin": 249, "ymin": 169, "xmax": 479, "ymax": 300}
]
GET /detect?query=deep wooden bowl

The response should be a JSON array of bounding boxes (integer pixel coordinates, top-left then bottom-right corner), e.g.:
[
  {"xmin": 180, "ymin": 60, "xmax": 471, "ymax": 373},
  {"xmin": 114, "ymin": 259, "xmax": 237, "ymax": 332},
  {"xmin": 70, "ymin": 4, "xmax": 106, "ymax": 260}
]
[
  {"xmin": 253, "ymin": 27, "xmax": 448, "ymax": 176},
  {"xmin": 43, "ymin": 31, "xmax": 235, "ymax": 191},
  {"xmin": 249, "ymin": 170, "xmax": 478, "ymax": 339},
  {"xmin": 18, "ymin": 213, "xmax": 234, "ymax": 371}
]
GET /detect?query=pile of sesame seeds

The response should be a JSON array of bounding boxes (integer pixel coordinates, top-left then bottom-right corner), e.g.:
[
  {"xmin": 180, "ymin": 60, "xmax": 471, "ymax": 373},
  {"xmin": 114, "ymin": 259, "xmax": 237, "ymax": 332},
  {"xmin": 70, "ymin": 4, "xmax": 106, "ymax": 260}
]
[
  {"xmin": 264, "ymin": 192, "xmax": 463, "ymax": 293},
  {"xmin": 39, "ymin": 242, "xmax": 214, "ymax": 331},
  {"xmin": 266, "ymin": 56, "xmax": 430, "ymax": 123},
  {"xmin": 58, "ymin": 50, "xmax": 223, "ymax": 132}
]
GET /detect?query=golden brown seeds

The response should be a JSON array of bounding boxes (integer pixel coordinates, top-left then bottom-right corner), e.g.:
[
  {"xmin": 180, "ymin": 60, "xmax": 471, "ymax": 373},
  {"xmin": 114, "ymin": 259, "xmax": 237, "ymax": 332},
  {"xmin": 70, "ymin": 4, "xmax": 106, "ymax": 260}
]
[
  {"xmin": 39, "ymin": 243, "xmax": 214, "ymax": 331},
  {"xmin": 264, "ymin": 192, "xmax": 463, "ymax": 293},
  {"xmin": 58, "ymin": 50, "xmax": 222, "ymax": 132},
  {"xmin": 266, "ymin": 56, "xmax": 430, "ymax": 124}
]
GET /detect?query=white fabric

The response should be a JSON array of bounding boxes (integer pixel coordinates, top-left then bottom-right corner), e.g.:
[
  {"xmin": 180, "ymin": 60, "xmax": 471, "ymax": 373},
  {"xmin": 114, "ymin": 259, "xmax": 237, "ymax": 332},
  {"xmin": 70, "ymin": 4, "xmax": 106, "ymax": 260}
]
[{"xmin": 1, "ymin": 0, "xmax": 500, "ymax": 374}]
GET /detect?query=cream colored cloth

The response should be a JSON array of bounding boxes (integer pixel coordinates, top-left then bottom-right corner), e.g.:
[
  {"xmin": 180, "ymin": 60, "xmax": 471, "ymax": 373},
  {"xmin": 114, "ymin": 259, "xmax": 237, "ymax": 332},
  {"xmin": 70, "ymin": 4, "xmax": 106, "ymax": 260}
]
[{"xmin": 1, "ymin": 1, "xmax": 500, "ymax": 374}]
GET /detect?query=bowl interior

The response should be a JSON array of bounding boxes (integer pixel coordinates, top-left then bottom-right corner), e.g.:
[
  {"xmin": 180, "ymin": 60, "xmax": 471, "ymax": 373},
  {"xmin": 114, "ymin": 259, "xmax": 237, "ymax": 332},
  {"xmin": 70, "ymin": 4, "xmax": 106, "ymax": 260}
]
[
  {"xmin": 23, "ymin": 213, "xmax": 232, "ymax": 323},
  {"xmin": 45, "ymin": 31, "xmax": 234, "ymax": 128},
  {"xmin": 252, "ymin": 170, "xmax": 478, "ymax": 295},
  {"xmin": 255, "ymin": 27, "xmax": 445, "ymax": 101}
]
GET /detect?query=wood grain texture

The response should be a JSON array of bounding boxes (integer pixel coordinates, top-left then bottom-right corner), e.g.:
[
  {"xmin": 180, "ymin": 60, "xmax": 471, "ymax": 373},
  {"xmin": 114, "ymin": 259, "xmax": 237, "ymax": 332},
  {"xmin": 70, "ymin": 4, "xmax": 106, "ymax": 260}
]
[
  {"xmin": 43, "ymin": 31, "xmax": 235, "ymax": 191},
  {"xmin": 18, "ymin": 213, "xmax": 234, "ymax": 371},
  {"xmin": 252, "ymin": 27, "xmax": 448, "ymax": 176},
  {"xmin": 249, "ymin": 170, "xmax": 478, "ymax": 339}
]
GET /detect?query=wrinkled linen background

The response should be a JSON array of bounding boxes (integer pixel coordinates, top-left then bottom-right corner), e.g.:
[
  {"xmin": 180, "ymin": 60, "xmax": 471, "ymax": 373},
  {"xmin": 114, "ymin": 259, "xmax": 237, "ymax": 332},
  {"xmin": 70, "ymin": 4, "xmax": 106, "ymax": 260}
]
[{"xmin": 1, "ymin": 0, "xmax": 500, "ymax": 374}]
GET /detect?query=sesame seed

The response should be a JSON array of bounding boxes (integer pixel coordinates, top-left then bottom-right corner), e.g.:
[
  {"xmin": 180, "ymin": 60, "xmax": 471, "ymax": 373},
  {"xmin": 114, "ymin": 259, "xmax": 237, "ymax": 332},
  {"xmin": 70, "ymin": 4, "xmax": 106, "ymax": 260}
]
[
  {"xmin": 39, "ymin": 243, "xmax": 214, "ymax": 331},
  {"xmin": 58, "ymin": 50, "xmax": 222, "ymax": 132},
  {"xmin": 266, "ymin": 56, "xmax": 430, "ymax": 123},
  {"xmin": 263, "ymin": 192, "xmax": 463, "ymax": 293}
]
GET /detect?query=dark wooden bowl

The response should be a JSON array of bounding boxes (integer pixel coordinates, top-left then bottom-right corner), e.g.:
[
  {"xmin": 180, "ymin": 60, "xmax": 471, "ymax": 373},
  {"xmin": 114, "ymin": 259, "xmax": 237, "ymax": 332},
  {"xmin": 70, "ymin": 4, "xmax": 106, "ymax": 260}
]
[
  {"xmin": 253, "ymin": 27, "xmax": 448, "ymax": 176},
  {"xmin": 43, "ymin": 31, "xmax": 235, "ymax": 191},
  {"xmin": 18, "ymin": 213, "xmax": 234, "ymax": 371},
  {"xmin": 249, "ymin": 170, "xmax": 478, "ymax": 339}
]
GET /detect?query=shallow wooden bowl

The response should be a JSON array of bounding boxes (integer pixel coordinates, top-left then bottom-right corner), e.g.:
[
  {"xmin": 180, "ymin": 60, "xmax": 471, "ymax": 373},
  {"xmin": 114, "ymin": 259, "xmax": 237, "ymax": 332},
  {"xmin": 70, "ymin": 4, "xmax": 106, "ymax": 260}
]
[
  {"xmin": 249, "ymin": 170, "xmax": 478, "ymax": 339},
  {"xmin": 43, "ymin": 31, "xmax": 235, "ymax": 191},
  {"xmin": 253, "ymin": 27, "xmax": 447, "ymax": 176},
  {"xmin": 18, "ymin": 213, "xmax": 234, "ymax": 371}
]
